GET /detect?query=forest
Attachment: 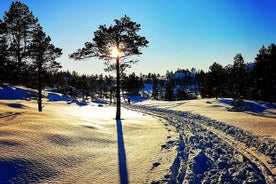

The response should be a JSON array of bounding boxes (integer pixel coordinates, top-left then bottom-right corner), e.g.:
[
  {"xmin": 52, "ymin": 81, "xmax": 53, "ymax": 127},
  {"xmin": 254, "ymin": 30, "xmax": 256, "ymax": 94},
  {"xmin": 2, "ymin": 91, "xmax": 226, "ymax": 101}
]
[{"xmin": 0, "ymin": 2, "xmax": 275, "ymax": 103}]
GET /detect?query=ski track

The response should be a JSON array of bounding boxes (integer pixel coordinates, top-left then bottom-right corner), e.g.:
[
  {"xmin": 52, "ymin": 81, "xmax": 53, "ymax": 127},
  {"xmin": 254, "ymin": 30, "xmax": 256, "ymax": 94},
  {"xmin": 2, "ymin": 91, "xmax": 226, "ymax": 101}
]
[{"xmin": 125, "ymin": 104, "xmax": 276, "ymax": 184}]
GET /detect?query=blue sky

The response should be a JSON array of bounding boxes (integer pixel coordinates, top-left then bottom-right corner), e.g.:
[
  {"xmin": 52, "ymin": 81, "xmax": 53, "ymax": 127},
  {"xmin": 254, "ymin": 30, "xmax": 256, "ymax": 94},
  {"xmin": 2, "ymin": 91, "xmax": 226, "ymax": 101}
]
[{"xmin": 1, "ymin": 0, "xmax": 276, "ymax": 75}]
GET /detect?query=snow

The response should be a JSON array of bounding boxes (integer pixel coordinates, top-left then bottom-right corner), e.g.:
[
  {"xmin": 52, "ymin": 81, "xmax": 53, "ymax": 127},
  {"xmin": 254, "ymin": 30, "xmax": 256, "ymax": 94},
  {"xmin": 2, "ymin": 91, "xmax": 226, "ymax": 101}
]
[
  {"xmin": 47, "ymin": 92, "xmax": 71, "ymax": 102},
  {"xmin": 141, "ymin": 83, "xmax": 152, "ymax": 94},
  {"xmin": 0, "ymin": 84, "xmax": 91, "ymax": 107},
  {"xmin": 0, "ymin": 85, "xmax": 178, "ymax": 183},
  {"xmin": 129, "ymin": 100, "xmax": 276, "ymax": 183},
  {"xmin": 125, "ymin": 95, "xmax": 148, "ymax": 103},
  {"xmin": 220, "ymin": 98, "xmax": 276, "ymax": 115},
  {"xmin": 0, "ymin": 85, "xmax": 275, "ymax": 183},
  {"xmin": 0, "ymin": 86, "xmax": 28, "ymax": 100},
  {"xmin": 138, "ymin": 98, "xmax": 276, "ymax": 138}
]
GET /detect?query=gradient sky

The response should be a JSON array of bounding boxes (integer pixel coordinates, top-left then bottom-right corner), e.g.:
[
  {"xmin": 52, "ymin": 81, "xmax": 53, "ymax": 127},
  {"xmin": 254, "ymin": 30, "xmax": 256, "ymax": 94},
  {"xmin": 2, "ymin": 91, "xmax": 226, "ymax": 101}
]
[{"xmin": 1, "ymin": 0, "xmax": 276, "ymax": 75}]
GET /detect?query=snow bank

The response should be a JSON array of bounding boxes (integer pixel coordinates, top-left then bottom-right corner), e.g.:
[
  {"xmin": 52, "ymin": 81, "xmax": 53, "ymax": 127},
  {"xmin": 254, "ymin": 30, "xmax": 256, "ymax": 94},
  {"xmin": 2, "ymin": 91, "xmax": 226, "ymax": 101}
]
[
  {"xmin": 47, "ymin": 93, "xmax": 71, "ymax": 102},
  {"xmin": 0, "ymin": 86, "xmax": 28, "ymax": 100},
  {"xmin": 220, "ymin": 98, "xmax": 276, "ymax": 113},
  {"xmin": 141, "ymin": 83, "xmax": 152, "ymax": 96},
  {"xmin": 0, "ymin": 85, "xmax": 88, "ymax": 106},
  {"xmin": 125, "ymin": 95, "xmax": 148, "ymax": 103}
]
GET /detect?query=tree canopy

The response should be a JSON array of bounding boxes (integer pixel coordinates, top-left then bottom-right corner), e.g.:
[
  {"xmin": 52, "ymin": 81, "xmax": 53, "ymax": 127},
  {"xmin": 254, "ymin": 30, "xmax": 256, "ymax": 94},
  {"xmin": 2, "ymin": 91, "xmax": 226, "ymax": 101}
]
[
  {"xmin": 69, "ymin": 15, "xmax": 149, "ymax": 73},
  {"xmin": 69, "ymin": 15, "xmax": 148, "ymax": 119}
]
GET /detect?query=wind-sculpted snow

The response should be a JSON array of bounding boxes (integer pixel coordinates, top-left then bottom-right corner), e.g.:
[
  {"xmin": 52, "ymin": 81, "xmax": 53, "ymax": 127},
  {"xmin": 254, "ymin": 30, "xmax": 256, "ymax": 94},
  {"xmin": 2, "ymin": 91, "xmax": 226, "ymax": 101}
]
[{"xmin": 127, "ymin": 104, "xmax": 276, "ymax": 184}]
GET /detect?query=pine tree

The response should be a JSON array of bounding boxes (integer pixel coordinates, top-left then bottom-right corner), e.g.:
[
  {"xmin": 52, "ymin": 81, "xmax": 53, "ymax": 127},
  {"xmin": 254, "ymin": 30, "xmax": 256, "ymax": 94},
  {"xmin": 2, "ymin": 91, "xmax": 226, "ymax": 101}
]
[
  {"xmin": 209, "ymin": 62, "xmax": 225, "ymax": 98},
  {"xmin": 29, "ymin": 25, "xmax": 62, "ymax": 111},
  {"xmin": 0, "ymin": 20, "xmax": 10, "ymax": 82},
  {"xmin": 3, "ymin": 1, "xmax": 39, "ymax": 83},
  {"xmin": 233, "ymin": 53, "xmax": 246, "ymax": 98},
  {"xmin": 254, "ymin": 44, "xmax": 276, "ymax": 102},
  {"xmin": 165, "ymin": 79, "xmax": 175, "ymax": 101},
  {"xmin": 152, "ymin": 74, "xmax": 159, "ymax": 99},
  {"xmin": 70, "ymin": 15, "xmax": 148, "ymax": 120}
]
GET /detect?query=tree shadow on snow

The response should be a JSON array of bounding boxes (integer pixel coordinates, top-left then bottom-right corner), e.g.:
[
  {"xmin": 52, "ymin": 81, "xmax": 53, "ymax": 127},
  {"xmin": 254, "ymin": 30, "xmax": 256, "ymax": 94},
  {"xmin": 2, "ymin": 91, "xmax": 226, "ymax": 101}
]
[{"xmin": 116, "ymin": 120, "xmax": 129, "ymax": 184}]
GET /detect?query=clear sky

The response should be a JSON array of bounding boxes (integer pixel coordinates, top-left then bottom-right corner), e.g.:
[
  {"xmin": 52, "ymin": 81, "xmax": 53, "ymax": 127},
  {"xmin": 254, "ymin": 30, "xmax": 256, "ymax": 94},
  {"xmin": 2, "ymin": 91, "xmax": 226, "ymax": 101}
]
[{"xmin": 1, "ymin": 0, "xmax": 276, "ymax": 75}]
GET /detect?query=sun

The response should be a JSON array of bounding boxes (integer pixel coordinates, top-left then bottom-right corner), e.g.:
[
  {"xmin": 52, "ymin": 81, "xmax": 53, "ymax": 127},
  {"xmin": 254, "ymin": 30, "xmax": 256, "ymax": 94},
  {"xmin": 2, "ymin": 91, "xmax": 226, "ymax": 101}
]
[{"xmin": 111, "ymin": 47, "xmax": 120, "ymax": 58}]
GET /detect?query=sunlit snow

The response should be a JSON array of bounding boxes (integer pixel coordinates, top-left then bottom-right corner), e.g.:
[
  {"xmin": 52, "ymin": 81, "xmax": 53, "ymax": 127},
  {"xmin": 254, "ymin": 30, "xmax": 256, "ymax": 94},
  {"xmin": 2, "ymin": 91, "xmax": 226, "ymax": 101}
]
[{"xmin": 1, "ymin": 85, "xmax": 275, "ymax": 183}]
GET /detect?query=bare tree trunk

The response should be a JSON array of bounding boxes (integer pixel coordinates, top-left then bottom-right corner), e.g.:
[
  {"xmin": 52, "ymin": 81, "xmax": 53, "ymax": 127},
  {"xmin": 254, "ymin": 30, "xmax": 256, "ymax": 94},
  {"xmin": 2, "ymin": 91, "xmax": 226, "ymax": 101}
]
[
  {"xmin": 38, "ymin": 56, "xmax": 42, "ymax": 112},
  {"xmin": 116, "ymin": 56, "xmax": 121, "ymax": 120}
]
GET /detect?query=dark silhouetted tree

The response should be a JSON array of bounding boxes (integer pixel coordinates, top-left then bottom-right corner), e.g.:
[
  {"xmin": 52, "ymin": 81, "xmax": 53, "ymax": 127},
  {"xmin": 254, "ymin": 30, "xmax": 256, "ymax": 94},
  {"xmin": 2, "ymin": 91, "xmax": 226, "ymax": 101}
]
[
  {"xmin": 253, "ymin": 44, "xmax": 276, "ymax": 102},
  {"xmin": 165, "ymin": 79, "xmax": 175, "ymax": 101},
  {"xmin": 152, "ymin": 73, "xmax": 159, "ymax": 99},
  {"xmin": 29, "ymin": 25, "xmax": 62, "ymax": 111},
  {"xmin": 196, "ymin": 70, "xmax": 207, "ymax": 97},
  {"xmin": 0, "ymin": 20, "xmax": 10, "ymax": 82},
  {"xmin": 209, "ymin": 62, "xmax": 225, "ymax": 98},
  {"xmin": 233, "ymin": 53, "xmax": 246, "ymax": 98},
  {"xmin": 70, "ymin": 15, "xmax": 148, "ymax": 120},
  {"xmin": 122, "ymin": 72, "xmax": 143, "ymax": 95},
  {"xmin": 3, "ymin": 1, "xmax": 39, "ymax": 83}
]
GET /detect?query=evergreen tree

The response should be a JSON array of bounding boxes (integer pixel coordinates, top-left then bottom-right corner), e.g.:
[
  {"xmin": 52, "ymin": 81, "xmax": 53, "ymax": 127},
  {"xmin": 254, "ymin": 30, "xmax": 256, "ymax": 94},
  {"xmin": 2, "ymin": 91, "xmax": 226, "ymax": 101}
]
[
  {"xmin": 165, "ymin": 79, "xmax": 175, "ymax": 101},
  {"xmin": 3, "ymin": 1, "xmax": 39, "ymax": 83},
  {"xmin": 122, "ymin": 72, "xmax": 143, "ymax": 95},
  {"xmin": 29, "ymin": 25, "xmax": 62, "ymax": 111},
  {"xmin": 253, "ymin": 46, "xmax": 267, "ymax": 100},
  {"xmin": 70, "ymin": 15, "xmax": 148, "ymax": 120},
  {"xmin": 196, "ymin": 70, "xmax": 206, "ymax": 97},
  {"xmin": 254, "ymin": 44, "xmax": 276, "ymax": 102},
  {"xmin": 209, "ymin": 62, "xmax": 225, "ymax": 98},
  {"xmin": 97, "ymin": 74, "xmax": 104, "ymax": 98},
  {"xmin": 0, "ymin": 20, "xmax": 10, "ymax": 82},
  {"xmin": 152, "ymin": 73, "xmax": 159, "ymax": 99},
  {"xmin": 233, "ymin": 53, "xmax": 246, "ymax": 98}
]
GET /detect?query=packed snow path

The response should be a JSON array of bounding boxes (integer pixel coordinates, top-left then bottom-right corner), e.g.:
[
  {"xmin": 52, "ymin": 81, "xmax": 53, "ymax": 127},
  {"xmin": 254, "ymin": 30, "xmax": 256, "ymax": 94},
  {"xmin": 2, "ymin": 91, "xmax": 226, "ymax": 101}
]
[{"xmin": 126, "ymin": 104, "xmax": 276, "ymax": 184}]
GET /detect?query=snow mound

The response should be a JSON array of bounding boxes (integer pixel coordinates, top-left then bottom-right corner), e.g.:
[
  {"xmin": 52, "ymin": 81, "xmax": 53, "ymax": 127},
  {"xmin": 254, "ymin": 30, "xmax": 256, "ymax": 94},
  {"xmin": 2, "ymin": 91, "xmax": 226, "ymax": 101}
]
[
  {"xmin": 0, "ymin": 86, "xmax": 28, "ymax": 100},
  {"xmin": 47, "ymin": 93, "xmax": 71, "ymax": 102},
  {"xmin": 141, "ymin": 83, "xmax": 152, "ymax": 94},
  {"xmin": 0, "ymin": 85, "xmax": 88, "ymax": 107},
  {"xmin": 220, "ymin": 98, "xmax": 276, "ymax": 117},
  {"xmin": 126, "ymin": 95, "xmax": 148, "ymax": 103}
]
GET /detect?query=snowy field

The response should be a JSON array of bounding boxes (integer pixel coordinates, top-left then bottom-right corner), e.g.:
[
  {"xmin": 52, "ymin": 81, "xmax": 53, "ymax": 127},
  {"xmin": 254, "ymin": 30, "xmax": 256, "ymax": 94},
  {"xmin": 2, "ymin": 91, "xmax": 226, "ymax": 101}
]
[
  {"xmin": 138, "ymin": 98, "xmax": 276, "ymax": 139},
  {"xmin": 0, "ymin": 85, "xmax": 276, "ymax": 183},
  {"xmin": 130, "ymin": 99, "xmax": 276, "ymax": 183},
  {"xmin": 0, "ymin": 100, "xmax": 178, "ymax": 183}
]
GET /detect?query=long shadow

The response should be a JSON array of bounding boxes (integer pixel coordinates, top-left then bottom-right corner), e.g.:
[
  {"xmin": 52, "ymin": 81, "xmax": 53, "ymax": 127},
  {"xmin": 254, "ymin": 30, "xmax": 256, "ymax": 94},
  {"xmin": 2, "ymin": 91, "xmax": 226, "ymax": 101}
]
[{"xmin": 116, "ymin": 120, "xmax": 129, "ymax": 184}]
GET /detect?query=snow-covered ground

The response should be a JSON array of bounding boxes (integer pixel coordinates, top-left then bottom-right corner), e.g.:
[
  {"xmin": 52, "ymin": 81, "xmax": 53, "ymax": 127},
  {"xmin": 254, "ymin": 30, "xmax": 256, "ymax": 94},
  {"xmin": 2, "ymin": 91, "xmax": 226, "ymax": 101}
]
[
  {"xmin": 130, "ymin": 99, "xmax": 276, "ymax": 183},
  {"xmin": 1, "ymin": 85, "xmax": 276, "ymax": 183},
  {"xmin": 138, "ymin": 98, "xmax": 276, "ymax": 139},
  {"xmin": 0, "ymin": 100, "xmax": 178, "ymax": 183}
]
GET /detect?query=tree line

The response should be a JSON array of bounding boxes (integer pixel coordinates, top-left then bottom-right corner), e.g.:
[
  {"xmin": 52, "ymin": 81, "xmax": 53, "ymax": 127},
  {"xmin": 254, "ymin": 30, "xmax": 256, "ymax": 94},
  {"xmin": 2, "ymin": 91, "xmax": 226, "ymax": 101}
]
[
  {"xmin": 199, "ymin": 46, "xmax": 276, "ymax": 103},
  {"xmin": 0, "ymin": 1, "xmax": 275, "ymax": 104},
  {"xmin": 48, "ymin": 46, "xmax": 276, "ymax": 104}
]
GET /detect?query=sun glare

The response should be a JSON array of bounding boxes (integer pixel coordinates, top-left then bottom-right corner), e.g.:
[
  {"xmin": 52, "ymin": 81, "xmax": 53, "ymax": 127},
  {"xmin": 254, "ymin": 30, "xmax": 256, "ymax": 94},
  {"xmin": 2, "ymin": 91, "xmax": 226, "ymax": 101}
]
[{"xmin": 111, "ymin": 47, "xmax": 120, "ymax": 58}]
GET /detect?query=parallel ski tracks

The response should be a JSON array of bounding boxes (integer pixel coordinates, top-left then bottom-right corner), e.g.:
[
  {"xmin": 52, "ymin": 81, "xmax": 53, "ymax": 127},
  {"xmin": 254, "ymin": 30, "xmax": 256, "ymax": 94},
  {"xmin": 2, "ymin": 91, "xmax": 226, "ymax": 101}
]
[{"xmin": 126, "ymin": 104, "xmax": 276, "ymax": 184}]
